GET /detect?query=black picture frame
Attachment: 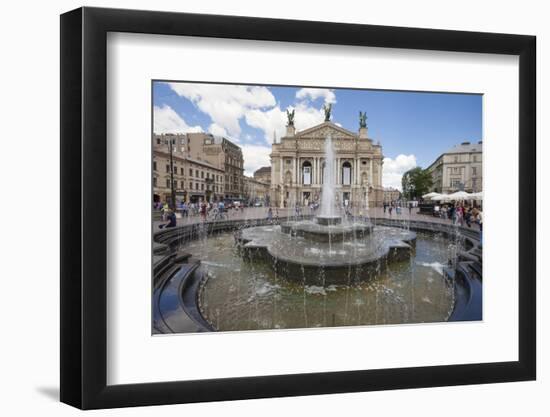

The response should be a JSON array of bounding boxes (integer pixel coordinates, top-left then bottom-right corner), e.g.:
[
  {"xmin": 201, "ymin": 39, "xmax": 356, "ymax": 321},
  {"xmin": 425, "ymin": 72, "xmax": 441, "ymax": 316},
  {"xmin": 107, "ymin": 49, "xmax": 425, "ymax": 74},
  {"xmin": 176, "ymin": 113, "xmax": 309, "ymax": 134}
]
[{"xmin": 60, "ymin": 6, "xmax": 536, "ymax": 410}]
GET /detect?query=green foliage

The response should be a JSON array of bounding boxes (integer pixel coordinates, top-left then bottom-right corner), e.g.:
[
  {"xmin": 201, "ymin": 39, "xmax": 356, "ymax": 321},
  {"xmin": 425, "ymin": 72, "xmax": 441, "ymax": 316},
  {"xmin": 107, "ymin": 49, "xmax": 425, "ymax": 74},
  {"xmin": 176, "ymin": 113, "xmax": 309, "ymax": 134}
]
[{"xmin": 401, "ymin": 167, "xmax": 433, "ymax": 200}]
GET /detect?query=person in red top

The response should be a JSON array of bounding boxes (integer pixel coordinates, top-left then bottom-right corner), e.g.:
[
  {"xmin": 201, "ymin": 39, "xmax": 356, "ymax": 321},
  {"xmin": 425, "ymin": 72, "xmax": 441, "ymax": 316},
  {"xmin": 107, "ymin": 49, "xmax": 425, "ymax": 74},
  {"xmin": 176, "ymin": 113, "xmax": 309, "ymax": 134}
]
[{"xmin": 200, "ymin": 202, "xmax": 207, "ymax": 221}]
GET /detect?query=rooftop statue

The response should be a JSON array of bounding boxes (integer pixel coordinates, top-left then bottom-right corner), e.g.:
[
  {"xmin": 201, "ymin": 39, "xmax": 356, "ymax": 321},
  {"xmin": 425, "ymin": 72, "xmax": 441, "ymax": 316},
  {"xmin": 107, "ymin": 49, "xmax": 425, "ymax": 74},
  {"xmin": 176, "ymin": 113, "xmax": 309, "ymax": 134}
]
[
  {"xmin": 286, "ymin": 109, "xmax": 295, "ymax": 126},
  {"xmin": 359, "ymin": 111, "xmax": 368, "ymax": 129},
  {"xmin": 323, "ymin": 103, "xmax": 332, "ymax": 122}
]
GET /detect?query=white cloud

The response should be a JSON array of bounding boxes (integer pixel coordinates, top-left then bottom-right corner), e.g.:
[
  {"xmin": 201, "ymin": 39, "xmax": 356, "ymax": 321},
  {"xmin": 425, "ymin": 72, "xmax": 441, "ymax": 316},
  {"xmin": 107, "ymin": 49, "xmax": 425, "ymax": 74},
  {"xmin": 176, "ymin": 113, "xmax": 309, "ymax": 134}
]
[
  {"xmin": 292, "ymin": 102, "xmax": 326, "ymax": 131},
  {"xmin": 296, "ymin": 88, "xmax": 336, "ymax": 104},
  {"xmin": 245, "ymin": 106, "xmax": 286, "ymax": 144},
  {"xmin": 382, "ymin": 154, "xmax": 417, "ymax": 190},
  {"xmin": 245, "ymin": 101, "xmax": 325, "ymax": 143},
  {"xmin": 167, "ymin": 83, "xmax": 275, "ymax": 136},
  {"xmin": 208, "ymin": 123, "xmax": 228, "ymax": 137},
  {"xmin": 153, "ymin": 105, "xmax": 203, "ymax": 134},
  {"xmin": 241, "ymin": 145, "xmax": 272, "ymax": 176}
]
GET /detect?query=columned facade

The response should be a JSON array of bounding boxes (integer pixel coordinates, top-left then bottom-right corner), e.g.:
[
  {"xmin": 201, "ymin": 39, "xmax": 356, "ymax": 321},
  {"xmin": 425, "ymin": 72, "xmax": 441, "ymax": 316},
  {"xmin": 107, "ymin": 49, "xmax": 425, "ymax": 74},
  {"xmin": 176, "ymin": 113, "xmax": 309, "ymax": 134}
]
[{"xmin": 270, "ymin": 122, "xmax": 384, "ymax": 208}]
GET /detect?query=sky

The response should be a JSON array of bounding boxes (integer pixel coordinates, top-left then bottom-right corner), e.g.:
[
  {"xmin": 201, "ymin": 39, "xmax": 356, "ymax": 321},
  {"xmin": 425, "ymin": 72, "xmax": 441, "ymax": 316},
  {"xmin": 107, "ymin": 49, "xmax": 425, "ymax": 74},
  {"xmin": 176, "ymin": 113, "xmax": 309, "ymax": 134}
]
[{"xmin": 153, "ymin": 81, "xmax": 482, "ymax": 190}]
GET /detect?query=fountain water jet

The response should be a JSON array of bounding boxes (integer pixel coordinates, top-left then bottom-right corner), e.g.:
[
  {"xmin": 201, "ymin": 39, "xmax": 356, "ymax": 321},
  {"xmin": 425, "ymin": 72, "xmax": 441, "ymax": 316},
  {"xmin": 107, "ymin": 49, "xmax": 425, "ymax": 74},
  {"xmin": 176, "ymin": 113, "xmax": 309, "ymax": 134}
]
[{"xmin": 320, "ymin": 134, "xmax": 336, "ymax": 219}]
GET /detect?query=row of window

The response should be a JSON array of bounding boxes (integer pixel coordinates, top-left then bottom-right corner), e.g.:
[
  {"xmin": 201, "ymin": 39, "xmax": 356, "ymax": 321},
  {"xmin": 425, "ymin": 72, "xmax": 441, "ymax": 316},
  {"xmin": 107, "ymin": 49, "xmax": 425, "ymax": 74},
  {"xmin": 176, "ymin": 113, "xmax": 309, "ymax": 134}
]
[
  {"xmin": 153, "ymin": 161, "xmax": 223, "ymax": 182},
  {"xmin": 152, "ymin": 177, "xmax": 221, "ymax": 193},
  {"xmin": 155, "ymin": 137, "xmax": 186, "ymax": 146},
  {"xmin": 285, "ymin": 159, "xmax": 369, "ymax": 165},
  {"xmin": 300, "ymin": 162, "xmax": 356, "ymax": 186},
  {"xmin": 225, "ymin": 155, "xmax": 243, "ymax": 168},
  {"xmin": 449, "ymin": 166, "xmax": 479, "ymax": 176},
  {"xmin": 452, "ymin": 154, "xmax": 480, "ymax": 163},
  {"xmin": 449, "ymin": 178, "xmax": 479, "ymax": 189}
]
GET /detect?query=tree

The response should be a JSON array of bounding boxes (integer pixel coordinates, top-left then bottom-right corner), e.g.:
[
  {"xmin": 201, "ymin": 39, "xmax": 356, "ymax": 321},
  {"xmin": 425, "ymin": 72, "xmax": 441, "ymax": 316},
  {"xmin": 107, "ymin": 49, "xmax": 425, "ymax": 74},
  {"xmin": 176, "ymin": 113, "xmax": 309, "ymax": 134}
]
[{"xmin": 401, "ymin": 167, "xmax": 433, "ymax": 200}]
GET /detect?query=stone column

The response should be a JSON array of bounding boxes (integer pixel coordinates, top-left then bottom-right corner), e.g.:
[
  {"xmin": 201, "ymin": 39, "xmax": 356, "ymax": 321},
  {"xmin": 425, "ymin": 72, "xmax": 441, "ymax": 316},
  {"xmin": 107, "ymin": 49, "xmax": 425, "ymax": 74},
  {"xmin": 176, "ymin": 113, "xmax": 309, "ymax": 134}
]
[
  {"xmin": 317, "ymin": 157, "xmax": 321, "ymax": 185},
  {"xmin": 369, "ymin": 159, "xmax": 373, "ymax": 185},
  {"xmin": 317, "ymin": 157, "xmax": 321, "ymax": 184},
  {"xmin": 313, "ymin": 158, "xmax": 317, "ymax": 185}
]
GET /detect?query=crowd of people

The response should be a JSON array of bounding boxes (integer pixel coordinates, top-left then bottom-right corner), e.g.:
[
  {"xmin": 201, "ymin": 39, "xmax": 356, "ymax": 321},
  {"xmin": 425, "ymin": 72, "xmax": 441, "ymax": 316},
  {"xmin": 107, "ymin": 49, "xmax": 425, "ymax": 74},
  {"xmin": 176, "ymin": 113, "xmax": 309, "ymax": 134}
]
[
  {"xmin": 154, "ymin": 200, "xmax": 249, "ymax": 228},
  {"xmin": 381, "ymin": 199, "xmax": 483, "ymax": 243},
  {"xmin": 433, "ymin": 203, "xmax": 482, "ymax": 228}
]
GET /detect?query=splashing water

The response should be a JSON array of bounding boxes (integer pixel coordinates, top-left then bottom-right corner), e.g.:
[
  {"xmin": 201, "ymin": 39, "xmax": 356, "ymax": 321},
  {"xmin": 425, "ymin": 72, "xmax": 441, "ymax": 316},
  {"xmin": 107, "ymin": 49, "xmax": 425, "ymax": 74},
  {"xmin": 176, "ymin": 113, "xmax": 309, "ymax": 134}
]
[{"xmin": 320, "ymin": 134, "xmax": 335, "ymax": 217}]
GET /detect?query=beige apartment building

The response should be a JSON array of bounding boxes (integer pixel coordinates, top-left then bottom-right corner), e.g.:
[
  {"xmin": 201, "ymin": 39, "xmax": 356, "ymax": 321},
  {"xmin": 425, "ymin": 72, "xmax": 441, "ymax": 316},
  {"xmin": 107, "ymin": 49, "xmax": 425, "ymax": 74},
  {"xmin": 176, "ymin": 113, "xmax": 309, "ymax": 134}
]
[
  {"xmin": 383, "ymin": 187, "xmax": 401, "ymax": 203},
  {"xmin": 186, "ymin": 133, "xmax": 245, "ymax": 200},
  {"xmin": 270, "ymin": 120, "xmax": 384, "ymax": 208},
  {"xmin": 243, "ymin": 176, "xmax": 270, "ymax": 205},
  {"xmin": 427, "ymin": 141, "xmax": 483, "ymax": 194},
  {"xmin": 153, "ymin": 133, "xmax": 224, "ymax": 204},
  {"xmin": 253, "ymin": 166, "xmax": 271, "ymax": 184}
]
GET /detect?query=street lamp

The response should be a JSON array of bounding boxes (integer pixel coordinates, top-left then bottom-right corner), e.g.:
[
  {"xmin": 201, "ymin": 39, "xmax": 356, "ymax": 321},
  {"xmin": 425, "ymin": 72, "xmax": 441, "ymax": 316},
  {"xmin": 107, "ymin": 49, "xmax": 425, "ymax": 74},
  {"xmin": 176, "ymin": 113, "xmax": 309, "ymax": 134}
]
[{"xmin": 166, "ymin": 136, "xmax": 176, "ymax": 210}]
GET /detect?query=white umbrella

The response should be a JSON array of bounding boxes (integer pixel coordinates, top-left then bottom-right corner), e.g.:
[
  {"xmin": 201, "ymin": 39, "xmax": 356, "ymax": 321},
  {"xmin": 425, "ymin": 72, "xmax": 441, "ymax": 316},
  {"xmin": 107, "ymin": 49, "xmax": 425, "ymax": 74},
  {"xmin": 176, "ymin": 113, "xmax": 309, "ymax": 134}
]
[
  {"xmin": 431, "ymin": 194, "xmax": 452, "ymax": 201},
  {"xmin": 448, "ymin": 191, "xmax": 472, "ymax": 200},
  {"xmin": 422, "ymin": 192, "xmax": 440, "ymax": 199},
  {"xmin": 471, "ymin": 191, "xmax": 483, "ymax": 200}
]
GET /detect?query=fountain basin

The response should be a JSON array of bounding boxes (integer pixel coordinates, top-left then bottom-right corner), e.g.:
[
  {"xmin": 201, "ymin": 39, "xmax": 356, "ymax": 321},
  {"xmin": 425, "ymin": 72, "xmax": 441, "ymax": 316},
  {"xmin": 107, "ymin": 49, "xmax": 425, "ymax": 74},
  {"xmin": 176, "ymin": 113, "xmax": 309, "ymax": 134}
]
[
  {"xmin": 281, "ymin": 220, "xmax": 371, "ymax": 243},
  {"xmin": 236, "ymin": 224, "xmax": 416, "ymax": 285},
  {"xmin": 316, "ymin": 215, "xmax": 342, "ymax": 226}
]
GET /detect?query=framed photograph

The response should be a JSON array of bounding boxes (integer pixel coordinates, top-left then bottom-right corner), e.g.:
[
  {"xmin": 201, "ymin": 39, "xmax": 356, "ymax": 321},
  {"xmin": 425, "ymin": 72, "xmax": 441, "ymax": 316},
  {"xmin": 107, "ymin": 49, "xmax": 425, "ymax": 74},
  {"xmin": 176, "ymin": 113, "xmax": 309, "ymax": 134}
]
[{"xmin": 60, "ymin": 7, "xmax": 536, "ymax": 409}]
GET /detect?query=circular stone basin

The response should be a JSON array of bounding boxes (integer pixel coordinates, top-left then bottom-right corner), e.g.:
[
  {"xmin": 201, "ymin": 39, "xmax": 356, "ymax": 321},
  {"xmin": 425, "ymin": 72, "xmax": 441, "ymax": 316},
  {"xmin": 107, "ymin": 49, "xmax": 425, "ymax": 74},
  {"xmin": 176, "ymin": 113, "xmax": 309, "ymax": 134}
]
[
  {"xmin": 236, "ymin": 223, "xmax": 416, "ymax": 285},
  {"xmin": 281, "ymin": 220, "xmax": 371, "ymax": 243},
  {"xmin": 316, "ymin": 215, "xmax": 342, "ymax": 226}
]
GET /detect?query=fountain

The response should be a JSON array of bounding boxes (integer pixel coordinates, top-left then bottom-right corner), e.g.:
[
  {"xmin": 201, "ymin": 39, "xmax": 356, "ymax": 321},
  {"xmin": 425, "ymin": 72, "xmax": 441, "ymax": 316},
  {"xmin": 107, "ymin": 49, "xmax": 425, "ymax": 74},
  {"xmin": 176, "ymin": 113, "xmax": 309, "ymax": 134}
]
[
  {"xmin": 152, "ymin": 126, "xmax": 482, "ymax": 333},
  {"xmin": 235, "ymin": 135, "xmax": 417, "ymax": 285}
]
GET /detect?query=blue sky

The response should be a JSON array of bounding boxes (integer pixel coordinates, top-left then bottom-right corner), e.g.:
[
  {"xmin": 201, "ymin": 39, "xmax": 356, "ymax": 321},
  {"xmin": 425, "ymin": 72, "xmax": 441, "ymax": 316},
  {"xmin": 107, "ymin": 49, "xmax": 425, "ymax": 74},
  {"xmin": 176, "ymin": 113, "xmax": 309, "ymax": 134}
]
[{"xmin": 153, "ymin": 81, "xmax": 482, "ymax": 189}]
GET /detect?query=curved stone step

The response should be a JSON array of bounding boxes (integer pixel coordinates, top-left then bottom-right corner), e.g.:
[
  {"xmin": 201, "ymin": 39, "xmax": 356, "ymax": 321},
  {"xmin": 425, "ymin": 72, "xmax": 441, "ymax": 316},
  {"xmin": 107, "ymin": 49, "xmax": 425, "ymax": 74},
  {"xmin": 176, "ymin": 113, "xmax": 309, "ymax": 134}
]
[
  {"xmin": 153, "ymin": 262, "xmax": 213, "ymax": 334},
  {"xmin": 448, "ymin": 262, "xmax": 482, "ymax": 321}
]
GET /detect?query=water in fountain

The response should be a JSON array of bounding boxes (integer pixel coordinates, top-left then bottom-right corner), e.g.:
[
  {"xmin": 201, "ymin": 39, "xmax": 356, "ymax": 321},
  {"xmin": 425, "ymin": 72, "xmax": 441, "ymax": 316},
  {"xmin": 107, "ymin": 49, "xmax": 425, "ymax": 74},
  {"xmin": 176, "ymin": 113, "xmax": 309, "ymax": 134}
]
[{"xmin": 320, "ymin": 134, "xmax": 336, "ymax": 218}]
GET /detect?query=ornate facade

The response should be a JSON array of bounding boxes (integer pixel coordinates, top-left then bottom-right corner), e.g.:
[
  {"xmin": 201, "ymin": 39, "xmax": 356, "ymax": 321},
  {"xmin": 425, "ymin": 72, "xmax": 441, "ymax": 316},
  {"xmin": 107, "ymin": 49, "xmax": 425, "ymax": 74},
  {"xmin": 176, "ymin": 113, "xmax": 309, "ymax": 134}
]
[{"xmin": 270, "ymin": 121, "xmax": 384, "ymax": 208}]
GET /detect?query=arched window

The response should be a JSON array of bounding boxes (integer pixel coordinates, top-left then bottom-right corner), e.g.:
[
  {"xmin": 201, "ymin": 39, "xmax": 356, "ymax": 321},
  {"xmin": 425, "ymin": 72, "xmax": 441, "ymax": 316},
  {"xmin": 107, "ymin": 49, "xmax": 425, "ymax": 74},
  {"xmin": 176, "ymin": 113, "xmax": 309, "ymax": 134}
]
[
  {"xmin": 302, "ymin": 161, "xmax": 312, "ymax": 185},
  {"xmin": 342, "ymin": 161, "xmax": 352, "ymax": 185}
]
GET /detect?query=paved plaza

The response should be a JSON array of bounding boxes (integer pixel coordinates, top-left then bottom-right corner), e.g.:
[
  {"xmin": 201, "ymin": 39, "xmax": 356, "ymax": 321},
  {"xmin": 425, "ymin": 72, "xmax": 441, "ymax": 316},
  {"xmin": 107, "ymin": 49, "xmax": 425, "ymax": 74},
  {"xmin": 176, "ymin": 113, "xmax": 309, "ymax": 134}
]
[{"xmin": 153, "ymin": 206, "xmax": 477, "ymax": 230}]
